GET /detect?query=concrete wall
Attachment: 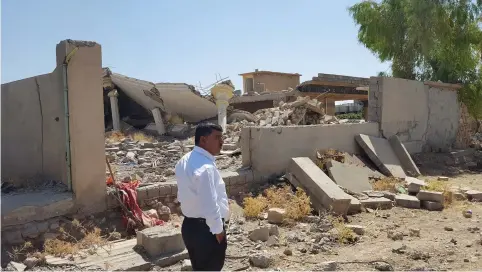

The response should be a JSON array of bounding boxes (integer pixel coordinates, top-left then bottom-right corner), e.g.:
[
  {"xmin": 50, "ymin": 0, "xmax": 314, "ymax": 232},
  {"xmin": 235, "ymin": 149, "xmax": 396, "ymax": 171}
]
[
  {"xmin": 368, "ymin": 77, "xmax": 460, "ymax": 153},
  {"xmin": 56, "ymin": 40, "xmax": 107, "ymax": 214},
  {"xmin": 249, "ymin": 74, "xmax": 300, "ymax": 93},
  {"xmin": 1, "ymin": 69, "xmax": 67, "ymax": 186},
  {"xmin": 241, "ymin": 123, "xmax": 380, "ymax": 177}
]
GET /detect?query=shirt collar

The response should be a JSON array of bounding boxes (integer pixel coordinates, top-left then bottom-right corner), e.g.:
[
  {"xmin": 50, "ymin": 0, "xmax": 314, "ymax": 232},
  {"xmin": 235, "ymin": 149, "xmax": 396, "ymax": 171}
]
[{"xmin": 193, "ymin": 146, "xmax": 215, "ymax": 162}]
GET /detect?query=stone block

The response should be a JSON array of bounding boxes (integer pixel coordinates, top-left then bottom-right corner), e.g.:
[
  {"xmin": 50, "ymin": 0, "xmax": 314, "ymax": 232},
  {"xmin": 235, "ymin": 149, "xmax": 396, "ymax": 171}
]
[
  {"xmin": 406, "ymin": 177, "xmax": 426, "ymax": 194},
  {"xmin": 360, "ymin": 197, "xmax": 393, "ymax": 210},
  {"xmin": 416, "ymin": 190, "xmax": 444, "ymax": 203},
  {"xmin": 466, "ymin": 190, "xmax": 482, "ymax": 202},
  {"xmin": 388, "ymin": 135, "xmax": 421, "ymax": 177},
  {"xmin": 289, "ymin": 157, "xmax": 351, "ymax": 215},
  {"xmin": 395, "ymin": 195, "xmax": 420, "ymax": 209},
  {"xmin": 267, "ymin": 208, "xmax": 286, "ymax": 224},
  {"xmin": 326, "ymin": 160, "xmax": 372, "ymax": 194},
  {"xmin": 355, "ymin": 134, "xmax": 406, "ymax": 178},
  {"xmin": 421, "ymin": 201, "xmax": 443, "ymax": 211},
  {"xmin": 158, "ymin": 184, "xmax": 173, "ymax": 196},
  {"xmin": 136, "ymin": 226, "xmax": 185, "ymax": 257}
]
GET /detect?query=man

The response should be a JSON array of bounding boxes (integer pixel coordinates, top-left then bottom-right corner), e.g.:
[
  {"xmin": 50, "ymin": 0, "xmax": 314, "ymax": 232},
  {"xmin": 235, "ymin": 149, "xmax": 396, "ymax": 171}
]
[{"xmin": 175, "ymin": 122, "xmax": 229, "ymax": 271}]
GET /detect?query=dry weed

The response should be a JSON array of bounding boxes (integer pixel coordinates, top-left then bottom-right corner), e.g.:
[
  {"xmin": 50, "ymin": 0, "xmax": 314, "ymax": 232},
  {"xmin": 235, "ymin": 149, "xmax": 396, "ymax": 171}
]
[
  {"xmin": 328, "ymin": 215, "xmax": 356, "ymax": 244},
  {"xmin": 243, "ymin": 185, "xmax": 311, "ymax": 220},
  {"xmin": 106, "ymin": 131, "xmax": 125, "ymax": 143},
  {"xmin": 43, "ymin": 220, "xmax": 109, "ymax": 258},
  {"xmin": 371, "ymin": 177, "xmax": 403, "ymax": 193},
  {"xmin": 7, "ymin": 241, "xmax": 33, "ymax": 261},
  {"xmin": 423, "ymin": 180, "xmax": 453, "ymax": 206},
  {"xmin": 131, "ymin": 132, "xmax": 153, "ymax": 142}
]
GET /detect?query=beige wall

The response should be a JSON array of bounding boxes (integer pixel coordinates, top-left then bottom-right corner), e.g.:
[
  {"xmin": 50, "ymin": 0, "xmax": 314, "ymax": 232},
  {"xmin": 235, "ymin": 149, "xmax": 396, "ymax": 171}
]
[
  {"xmin": 56, "ymin": 40, "xmax": 107, "ymax": 214},
  {"xmin": 241, "ymin": 123, "xmax": 380, "ymax": 177},
  {"xmin": 1, "ymin": 69, "xmax": 67, "ymax": 186},
  {"xmin": 242, "ymin": 74, "xmax": 300, "ymax": 93},
  {"xmin": 368, "ymin": 77, "xmax": 460, "ymax": 153}
]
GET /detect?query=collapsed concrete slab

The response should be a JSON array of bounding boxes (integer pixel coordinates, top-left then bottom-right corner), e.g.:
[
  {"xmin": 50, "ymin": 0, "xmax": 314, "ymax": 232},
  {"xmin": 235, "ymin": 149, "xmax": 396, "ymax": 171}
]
[
  {"xmin": 388, "ymin": 135, "xmax": 421, "ymax": 177},
  {"xmin": 326, "ymin": 160, "xmax": 372, "ymax": 194},
  {"xmin": 137, "ymin": 226, "xmax": 185, "ymax": 257},
  {"xmin": 355, "ymin": 134, "xmax": 406, "ymax": 178},
  {"xmin": 288, "ymin": 157, "xmax": 351, "ymax": 215}
]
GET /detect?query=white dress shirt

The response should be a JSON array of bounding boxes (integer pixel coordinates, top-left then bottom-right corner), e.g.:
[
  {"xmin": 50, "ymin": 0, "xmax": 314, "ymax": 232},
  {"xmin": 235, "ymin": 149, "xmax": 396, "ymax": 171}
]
[{"xmin": 175, "ymin": 146, "xmax": 229, "ymax": 235}]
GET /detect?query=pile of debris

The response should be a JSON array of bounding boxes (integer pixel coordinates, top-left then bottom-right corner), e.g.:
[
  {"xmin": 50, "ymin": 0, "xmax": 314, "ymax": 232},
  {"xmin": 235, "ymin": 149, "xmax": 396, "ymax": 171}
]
[
  {"xmin": 105, "ymin": 136, "xmax": 242, "ymax": 183},
  {"xmin": 471, "ymin": 132, "xmax": 482, "ymax": 150}
]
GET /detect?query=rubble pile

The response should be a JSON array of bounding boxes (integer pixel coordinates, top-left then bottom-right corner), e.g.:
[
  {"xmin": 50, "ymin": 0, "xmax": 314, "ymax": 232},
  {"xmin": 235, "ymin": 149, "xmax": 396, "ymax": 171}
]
[
  {"xmin": 105, "ymin": 136, "xmax": 242, "ymax": 183},
  {"xmin": 471, "ymin": 132, "xmax": 482, "ymax": 150}
]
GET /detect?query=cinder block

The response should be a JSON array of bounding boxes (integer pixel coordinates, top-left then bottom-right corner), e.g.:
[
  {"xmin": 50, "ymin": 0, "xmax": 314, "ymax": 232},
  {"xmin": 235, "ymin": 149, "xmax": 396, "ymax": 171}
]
[
  {"xmin": 289, "ymin": 157, "xmax": 351, "ymax": 215},
  {"xmin": 395, "ymin": 194, "xmax": 420, "ymax": 209},
  {"xmin": 416, "ymin": 190, "xmax": 444, "ymax": 203},
  {"xmin": 421, "ymin": 201, "xmax": 443, "ymax": 211},
  {"xmin": 137, "ymin": 226, "xmax": 185, "ymax": 257},
  {"xmin": 360, "ymin": 197, "xmax": 393, "ymax": 210}
]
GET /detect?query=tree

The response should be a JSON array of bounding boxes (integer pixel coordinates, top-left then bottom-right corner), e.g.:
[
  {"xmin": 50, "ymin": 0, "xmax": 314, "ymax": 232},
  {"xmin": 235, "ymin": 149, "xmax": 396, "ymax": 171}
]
[{"xmin": 349, "ymin": 0, "xmax": 482, "ymax": 122}]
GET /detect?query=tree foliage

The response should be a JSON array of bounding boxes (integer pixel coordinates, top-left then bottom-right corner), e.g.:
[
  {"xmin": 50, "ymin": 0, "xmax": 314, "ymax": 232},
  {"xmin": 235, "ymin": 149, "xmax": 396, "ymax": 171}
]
[{"xmin": 349, "ymin": 0, "xmax": 482, "ymax": 121}]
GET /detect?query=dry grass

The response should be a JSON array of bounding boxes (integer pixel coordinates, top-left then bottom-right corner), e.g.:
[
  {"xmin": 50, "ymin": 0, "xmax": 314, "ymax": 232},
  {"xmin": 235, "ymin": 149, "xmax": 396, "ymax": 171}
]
[
  {"xmin": 328, "ymin": 215, "xmax": 356, "ymax": 244},
  {"xmin": 371, "ymin": 177, "xmax": 403, "ymax": 193},
  {"xmin": 106, "ymin": 131, "xmax": 125, "ymax": 143},
  {"xmin": 43, "ymin": 219, "xmax": 110, "ymax": 258},
  {"xmin": 131, "ymin": 132, "xmax": 154, "ymax": 142},
  {"xmin": 242, "ymin": 185, "xmax": 312, "ymax": 220},
  {"xmin": 7, "ymin": 241, "xmax": 33, "ymax": 261},
  {"xmin": 423, "ymin": 180, "xmax": 453, "ymax": 206}
]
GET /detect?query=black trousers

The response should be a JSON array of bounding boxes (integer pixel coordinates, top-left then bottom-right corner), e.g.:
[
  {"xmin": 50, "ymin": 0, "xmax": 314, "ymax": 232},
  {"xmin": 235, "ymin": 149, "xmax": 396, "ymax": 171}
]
[{"xmin": 181, "ymin": 217, "xmax": 227, "ymax": 271}]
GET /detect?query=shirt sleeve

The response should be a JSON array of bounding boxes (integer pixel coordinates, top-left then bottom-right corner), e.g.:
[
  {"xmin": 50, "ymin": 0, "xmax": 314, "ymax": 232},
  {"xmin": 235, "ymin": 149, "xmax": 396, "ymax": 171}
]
[{"xmin": 195, "ymin": 166, "xmax": 224, "ymax": 235}]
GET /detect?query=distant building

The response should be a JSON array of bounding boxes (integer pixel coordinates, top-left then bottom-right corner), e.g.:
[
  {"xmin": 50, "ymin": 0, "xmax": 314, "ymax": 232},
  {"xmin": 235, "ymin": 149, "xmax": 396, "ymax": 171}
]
[{"xmin": 239, "ymin": 69, "xmax": 301, "ymax": 94}]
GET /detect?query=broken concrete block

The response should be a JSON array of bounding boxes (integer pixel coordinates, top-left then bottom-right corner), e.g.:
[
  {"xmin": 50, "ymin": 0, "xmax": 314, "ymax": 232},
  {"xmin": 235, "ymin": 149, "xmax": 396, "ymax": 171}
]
[
  {"xmin": 267, "ymin": 208, "xmax": 285, "ymax": 224},
  {"xmin": 438, "ymin": 176, "xmax": 449, "ymax": 181},
  {"xmin": 136, "ymin": 226, "xmax": 185, "ymax": 257},
  {"xmin": 406, "ymin": 177, "xmax": 426, "ymax": 194},
  {"xmin": 289, "ymin": 157, "xmax": 351, "ymax": 215},
  {"xmin": 360, "ymin": 197, "xmax": 393, "ymax": 210},
  {"xmin": 355, "ymin": 134, "xmax": 406, "ymax": 178},
  {"xmin": 466, "ymin": 190, "xmax": 482, "ymax": 202},
  {"xmin": 395, "ymin": 195, "xmax": 420, "ymax": 209},
  {"xmin": 348, "ymin": 196, "xmax": 362, "ymax": 214},
  {"xmin": 249, "ymin": 226, "xmax": 270, "ymax": 242},
  {"xmin": 326, "ymin": 160, "xmax": 372, "ymax": 194},
  {"xmin": 388, "ymin": 135, "xmax": 421, "ymax": 177},
  {"xmin": 421, "ymin": 201, "xmax": 444, "ymax": 211},
  {"xmin": 416, "ymin": 190, "xmax": 444, "ymax": 203}
]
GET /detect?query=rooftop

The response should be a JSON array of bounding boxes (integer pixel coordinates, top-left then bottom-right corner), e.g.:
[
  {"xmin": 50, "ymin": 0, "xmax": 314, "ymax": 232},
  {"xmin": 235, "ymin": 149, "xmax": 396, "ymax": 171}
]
[{"xmin": 239, "ymin": 70, "xmax": 301, "ymax": 77}]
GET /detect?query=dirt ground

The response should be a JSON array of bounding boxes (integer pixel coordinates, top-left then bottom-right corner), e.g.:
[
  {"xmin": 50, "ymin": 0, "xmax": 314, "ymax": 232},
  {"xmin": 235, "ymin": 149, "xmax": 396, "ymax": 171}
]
[{"xmin": 153, "ymin": 173, "xmax": 482, "ymax": 271}]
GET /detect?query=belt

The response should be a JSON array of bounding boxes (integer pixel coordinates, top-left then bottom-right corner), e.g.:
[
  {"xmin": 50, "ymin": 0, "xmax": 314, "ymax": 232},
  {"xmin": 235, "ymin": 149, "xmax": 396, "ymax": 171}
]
[{"xmin": 184, "ymin": 216, "xmax": 227, "ymax": 224}]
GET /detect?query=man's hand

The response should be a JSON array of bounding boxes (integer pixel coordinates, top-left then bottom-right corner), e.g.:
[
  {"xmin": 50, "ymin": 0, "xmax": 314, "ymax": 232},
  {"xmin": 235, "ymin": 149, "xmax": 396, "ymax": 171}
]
[{"xmin": 215, "ymin": 232, "xmax": 225, "ymax": 244}]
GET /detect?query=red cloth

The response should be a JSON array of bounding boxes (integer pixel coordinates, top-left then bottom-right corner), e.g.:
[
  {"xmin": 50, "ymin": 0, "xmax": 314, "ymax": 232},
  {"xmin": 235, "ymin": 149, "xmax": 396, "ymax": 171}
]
[{"xmin": 116, "ymin": 181, "xmax": 164, "ymax": 228}]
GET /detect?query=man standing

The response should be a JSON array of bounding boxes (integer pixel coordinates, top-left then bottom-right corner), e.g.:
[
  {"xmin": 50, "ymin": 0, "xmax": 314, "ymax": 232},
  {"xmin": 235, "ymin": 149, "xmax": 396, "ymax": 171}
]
[{"xmin": 175, "ymin": 123, "xmax": 229, "ymax": 271}]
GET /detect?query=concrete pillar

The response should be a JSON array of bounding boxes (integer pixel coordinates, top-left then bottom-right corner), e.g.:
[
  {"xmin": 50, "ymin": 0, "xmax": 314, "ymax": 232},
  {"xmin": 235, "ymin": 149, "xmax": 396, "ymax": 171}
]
[
  {"xmin": 56, "ymin": 39, "xmax": 106, "ymax": 214},
  {"xmin": 151, "ymin": 108, "xmax": 166, "ymax": 135},
  {"xmin": 362, "ymin": 100, "xmax": 369, "ymax": 121},
  {"xmin": 211, "ymin": 84, "xmax": 234, "ymax": 133},
  {"xmin": 108, "ymin": 90, "xmax": 121, "ymax": 131}
]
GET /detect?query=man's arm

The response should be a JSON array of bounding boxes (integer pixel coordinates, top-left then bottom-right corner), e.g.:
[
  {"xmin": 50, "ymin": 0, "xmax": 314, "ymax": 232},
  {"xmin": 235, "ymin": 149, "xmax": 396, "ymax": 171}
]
[{"xmin": 196, "ymin": 166, "xmax": 224, "ymax": 238}]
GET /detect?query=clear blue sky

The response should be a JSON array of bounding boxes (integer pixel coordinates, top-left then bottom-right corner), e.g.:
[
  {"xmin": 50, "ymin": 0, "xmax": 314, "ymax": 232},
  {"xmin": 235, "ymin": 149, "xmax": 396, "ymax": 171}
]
[{"xmin": 1, "ymin": 0, "xmax": 390, "ymax": 91}]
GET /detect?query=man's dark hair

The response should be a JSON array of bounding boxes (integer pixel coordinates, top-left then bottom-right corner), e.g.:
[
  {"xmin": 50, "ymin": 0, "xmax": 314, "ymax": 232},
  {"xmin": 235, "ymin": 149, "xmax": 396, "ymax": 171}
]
[{"xmin": 195, "ymin": 122, "xmax": 223, "ymax": 145}]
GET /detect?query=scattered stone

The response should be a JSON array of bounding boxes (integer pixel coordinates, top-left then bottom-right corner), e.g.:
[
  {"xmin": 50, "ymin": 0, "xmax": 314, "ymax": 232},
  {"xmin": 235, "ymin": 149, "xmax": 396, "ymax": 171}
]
[
  {"xmin": 422, "ymin": 201, "xmax": 444, "ymax": 211},
  {"xmin": 374, "ymin": 262, "xmax": 393, "ymax": 271},
  {"xmin": 249, "ymin": 226, "xmax": 270, "ymax": 242},
  {"xmin": 181, "ymin": 259, "xmax": 192, "ymax": 271},
  {"xmin": 438, "ymin": 176, "xmax": 449, "ymax": 181},
  {"xmin": 410, "ymin": 250, "xmax": 430, "ymax": 260},
  {"xmin": 283, "ymin": 248, "xmax": 293, "ymax": 256},
  {"xmin": 269, "ymin": 225, "xmax": 280, "ymax": 237},
  {"xmin": 249, "ymin": 252, "xmax": 273, "ymax": 268},
  {"xmin": 108, "ymin": 231, "xmax": 122, "ymax": 241},
  {"xmin": 7, "ymin": 261, "xmax": 26, "ymax": 272},
  {"xmin": 392, "ymin": 242, "xmax": 407, "ymax": 254},
  {"xmin": 345, "ymin": 224, "xmax": 365, "ymax": 235},
  {"xmin": 387, "ymin": 230, "xmax": 404, "ymax": 241},
  {"xmin": 266, "ymin": 236, "xmax": 279, "ymax": 247},
  {"xmin": 315, "ymin": 261, "xmax": 338, "ymax": 271},
  {"xmin": 267, "ymin": 208, "xmax": 286, "ymax": 224},
  {"xmin": 409, "ymin": 228, "xmax": 420, "ymax": 237},
  {"xmin": 444, "ymin": 226, "xmax": 454, "ymax": 231},
  {"xmin": 395, "ymin": 194, "xmax": 420, "ymax": 209},
  {"xmin": 417, "ymin": 190, "xmax": 444, "ymax": 203},
  {"xmin": 23, "ymin": 257, "xmax": 39, "ymax": 269}
]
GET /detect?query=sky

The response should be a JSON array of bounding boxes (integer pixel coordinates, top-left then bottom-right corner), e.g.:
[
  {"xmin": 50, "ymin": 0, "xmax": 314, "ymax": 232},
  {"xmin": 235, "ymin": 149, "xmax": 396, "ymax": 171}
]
[{"xmin": 1, "ymin": 0, "xmax": 390, "ymax": 93}]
